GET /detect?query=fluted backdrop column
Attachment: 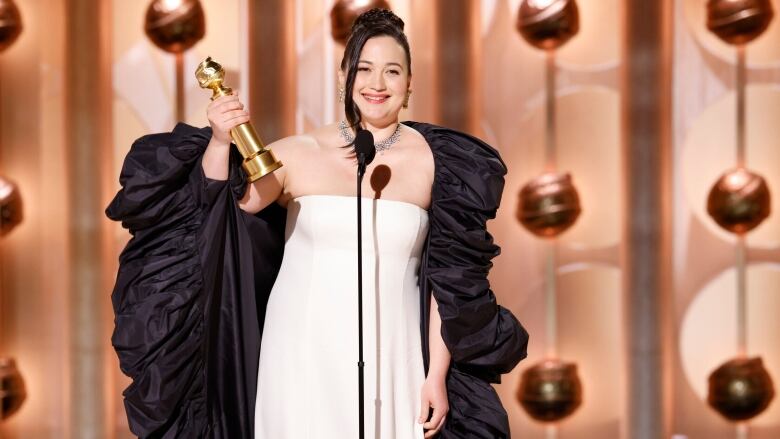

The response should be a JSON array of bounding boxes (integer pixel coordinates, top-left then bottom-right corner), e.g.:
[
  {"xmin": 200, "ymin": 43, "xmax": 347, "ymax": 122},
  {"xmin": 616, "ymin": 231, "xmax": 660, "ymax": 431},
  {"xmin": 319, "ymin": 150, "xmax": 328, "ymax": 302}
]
[
  {"xmin": 432, "ymin": 0, "xmax": 481, "ymax": 135},
  {"xmin": 248, "ymin": 0, "xmax": 296, "ymax": 141},
  {"xmin": 622, "ymin": 0, "xmax": 673, "ymax": 438},
  {"xmin": 65, "ymin": 0, "xmax": 114, "ymax": 437}
]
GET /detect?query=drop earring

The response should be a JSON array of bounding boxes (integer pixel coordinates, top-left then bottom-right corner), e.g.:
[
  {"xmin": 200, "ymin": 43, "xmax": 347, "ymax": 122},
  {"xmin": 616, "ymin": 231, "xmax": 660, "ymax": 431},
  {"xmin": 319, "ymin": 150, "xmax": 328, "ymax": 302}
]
[
  {"xmin": 338, "ymin": 86, "xmax": 345, "ymax": 103},
  {"xmin": 402, "ymin": 89, "xmax": 412, "ymax": 108}
]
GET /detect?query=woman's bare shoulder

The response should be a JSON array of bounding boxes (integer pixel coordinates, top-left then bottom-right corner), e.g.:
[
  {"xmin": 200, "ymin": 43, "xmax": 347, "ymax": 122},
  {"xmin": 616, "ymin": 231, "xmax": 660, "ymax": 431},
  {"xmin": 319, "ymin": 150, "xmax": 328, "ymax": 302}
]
[{"xmin": 265, "ymin": 122, "xmax": 342, "ymax": 154}]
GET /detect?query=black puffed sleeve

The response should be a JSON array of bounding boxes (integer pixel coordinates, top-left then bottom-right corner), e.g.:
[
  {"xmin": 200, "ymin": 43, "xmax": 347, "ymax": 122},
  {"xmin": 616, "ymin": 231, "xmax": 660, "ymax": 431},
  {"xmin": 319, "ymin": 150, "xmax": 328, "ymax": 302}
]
[
  {"xmin": 106, "ymin": 123, "xmax": 285, "ymax": 439},
  {"xmin": 405, "ymin": 122, "xmax": 529, "ymax": 439}
]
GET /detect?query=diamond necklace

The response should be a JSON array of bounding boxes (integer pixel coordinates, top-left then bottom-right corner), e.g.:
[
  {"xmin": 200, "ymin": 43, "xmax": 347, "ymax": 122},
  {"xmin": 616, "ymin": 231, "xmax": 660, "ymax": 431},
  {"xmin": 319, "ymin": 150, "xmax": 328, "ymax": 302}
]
[{"xmin": 338, "ymin": 120, "xmax": 402, "ymax": 153}]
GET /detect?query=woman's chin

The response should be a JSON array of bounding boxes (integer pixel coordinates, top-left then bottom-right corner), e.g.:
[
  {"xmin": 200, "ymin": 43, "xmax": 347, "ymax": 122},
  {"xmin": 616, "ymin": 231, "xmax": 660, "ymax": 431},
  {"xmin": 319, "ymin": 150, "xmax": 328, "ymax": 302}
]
[{"xmin": 355, "ymin": 108, "xmax": 401, "ymax": 124}]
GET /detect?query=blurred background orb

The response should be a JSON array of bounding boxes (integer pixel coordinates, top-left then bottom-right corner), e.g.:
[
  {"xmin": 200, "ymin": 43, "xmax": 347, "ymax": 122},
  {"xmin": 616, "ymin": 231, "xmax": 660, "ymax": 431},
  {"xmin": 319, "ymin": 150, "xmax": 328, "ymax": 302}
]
[
  {"xmin": 517, "ymin": 358, "xmax": 583, "ymax": 422},
  {"xmin": 0, "ymin": 357, "xmax": 26, "ymax": 420},
  {"xmin": 330, "ymin": 0, "xmax": 392, "ymax": 46},
  {"xmin": 706, "ymin": 0, "xmax": 775, "ymax": 45},
  {"xmin": 0, "ymin": 0, "xmax": 22, "ymax": 53},
  {"xmin": 516, "ymin": 0, "xmax": 580, "ymax": 51},
  {"xmin": 680, "ymin": 265, "xmax": 780, "ymax": 427},
  {"xmin": 517, "ymin": 172, "xmax": 582, "ymax": 238},
  {"xmin": 681, "ymin": 86, "xmax": 780, "ymax": 247},
  {"xmin": 706, "ymin": 167, "xmax": 771, "ymax": 235},
  {"xmin": 0, "ymin": 175, "xmax": 23, "ymax": 237},
  {"xmin": 144, "ymin": 0, "xmax": 206, "ymax": 54},
  {"xmin": 708, "ymin": 356, "xmax": 775, "ymax": 421},
  {"xmin": 685, "ymin": 0, "xmax": 780, "ymax": 66}
]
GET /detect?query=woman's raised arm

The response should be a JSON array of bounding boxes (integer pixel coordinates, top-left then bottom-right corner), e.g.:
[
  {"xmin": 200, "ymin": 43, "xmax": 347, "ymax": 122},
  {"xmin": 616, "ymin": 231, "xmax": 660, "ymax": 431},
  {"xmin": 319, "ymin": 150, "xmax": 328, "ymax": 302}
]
[{"xmin": 202, "ymin": 93, "xmax": 286, "ymax": 214}]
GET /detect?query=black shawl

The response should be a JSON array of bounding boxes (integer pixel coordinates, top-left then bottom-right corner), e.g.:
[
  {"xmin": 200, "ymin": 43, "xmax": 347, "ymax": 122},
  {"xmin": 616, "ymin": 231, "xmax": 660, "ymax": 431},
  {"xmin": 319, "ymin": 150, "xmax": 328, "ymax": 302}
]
[{"xmin": 106, "ymin": 122, "xmax": 528, "ymax": 438}]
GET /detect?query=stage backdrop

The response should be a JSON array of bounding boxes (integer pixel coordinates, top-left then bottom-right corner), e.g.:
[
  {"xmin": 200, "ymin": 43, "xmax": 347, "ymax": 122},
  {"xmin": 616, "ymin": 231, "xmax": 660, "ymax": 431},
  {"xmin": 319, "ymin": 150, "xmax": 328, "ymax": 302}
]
[{"xmin": 1, "ymin": 1, "xmax": 779, "ymax": 438}]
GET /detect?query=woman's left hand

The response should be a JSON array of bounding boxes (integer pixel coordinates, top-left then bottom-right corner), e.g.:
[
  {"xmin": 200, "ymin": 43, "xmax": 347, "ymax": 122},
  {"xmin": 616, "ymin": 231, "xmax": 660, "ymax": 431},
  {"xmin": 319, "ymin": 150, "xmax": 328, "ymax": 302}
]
[{"xmin": 418, "ymin": 375, "xmax": 449, "ymax": 438}]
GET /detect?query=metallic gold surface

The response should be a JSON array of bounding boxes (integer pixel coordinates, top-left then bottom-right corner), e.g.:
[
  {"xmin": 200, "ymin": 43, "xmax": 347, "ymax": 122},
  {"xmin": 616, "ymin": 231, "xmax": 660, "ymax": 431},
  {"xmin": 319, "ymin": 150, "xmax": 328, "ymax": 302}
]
[
  {"xmin": 330, "ymin": 0, "xmax": 392, "ymax": 45},
  {"xmin": 708, "ymin": 356, "xmax": 775, "ymax": 421},
  {"xmin": 0, "ymin": 175, "xmax": 22, "ymax": 237},
  {"xmin": 0, "ymin": 356, "xmax": 26, "ymax": 419},
  {"xmin": 517, "ymin": 172, "xmax": 582, "ymax": 238},
  {"xmin": 706, "ymin": 167, "xmax": 771, "ymax": 234},
  {"xmin": 516, "ymin": 0, "xmax": 580, "ymax": 51},
  {"xmin": 0, "ymin": 0, "xmax": 21, "ymax": 52},
  {"xmin": 196, "ymin": 57, "xmax": 282, "ymax": 182},
  {"xmin": 707, "ymin": 0, "xmax": 775, "ymax": 45},
  {"xmin": 144, "ymin": 0, "xmax": 205, "ymax": 54},
  {"xmin": 517, "ymin": 358, "xmax": 583, "ymax": 422}
]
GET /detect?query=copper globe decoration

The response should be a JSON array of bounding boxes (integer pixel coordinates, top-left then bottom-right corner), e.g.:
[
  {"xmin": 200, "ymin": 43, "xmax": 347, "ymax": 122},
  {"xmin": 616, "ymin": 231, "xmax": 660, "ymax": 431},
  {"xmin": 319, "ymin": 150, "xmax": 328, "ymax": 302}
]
[
  {"xmin": 144, "ymin": 0, "xmax": 205, "ymax": 53},
  {"xmin": 516, "ymin": 0, "xmax": 580, "ymax": 51},
  {"xmin": 517, "ymin": 359, "xmax": 583, "ymax": 422},
  {"xmin": 707, "ymin": 0, "xmax": 775, "ymax": 46},
  {"xmin": 517, "ymin": 172, "xmax": 581, "ymax": 238},
  {"xmin": 708, "ymin": 357, "xmax": 775, "ymax": 421},
  {"xmin": 707, "ymin": 167, "xmax": 771, "ymax": 234},
  {"xmin": 515, "ymin": 0, "xmax": 584, "ymax": 426},
  {"xmin": 0, "ymin": 357, "xmax": 26, "ymax": 420},
  {"xmin": 144, "ymin": 0, "xmax": 206, "ymax": 122},
  {"xmin": 0, "ymin": 0, "xmax": 22, "ymax": 53},
  {"xmin": 702, "ymin": 0, "xmax": 776, "ymax": 428},
  {"xmin": 0, "ymin": 176, "xmax": 22, "ymax": 237},
  {"xmin": 330, "ymin": 0, "xmax": 392, "ymax": 45}
]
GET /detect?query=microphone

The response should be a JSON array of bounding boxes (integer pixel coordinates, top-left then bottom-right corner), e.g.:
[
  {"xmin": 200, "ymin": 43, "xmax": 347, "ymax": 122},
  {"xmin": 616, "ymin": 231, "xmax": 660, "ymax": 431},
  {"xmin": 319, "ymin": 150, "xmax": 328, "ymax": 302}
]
[
  {"xmin": 352, "ymin": 127, "xmax": 375, "ymax": 439},
  {"xmin": 355, "ymin": 129, "xmax": 376, "ymax": 176}
]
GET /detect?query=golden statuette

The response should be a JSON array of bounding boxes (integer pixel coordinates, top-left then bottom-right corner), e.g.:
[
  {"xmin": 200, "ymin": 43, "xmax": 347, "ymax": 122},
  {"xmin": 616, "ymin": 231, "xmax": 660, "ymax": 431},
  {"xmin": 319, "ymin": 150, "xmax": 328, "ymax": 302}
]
[{"xmin": 195, "ymin": 56, "xmax": 282, "ymax": 182}]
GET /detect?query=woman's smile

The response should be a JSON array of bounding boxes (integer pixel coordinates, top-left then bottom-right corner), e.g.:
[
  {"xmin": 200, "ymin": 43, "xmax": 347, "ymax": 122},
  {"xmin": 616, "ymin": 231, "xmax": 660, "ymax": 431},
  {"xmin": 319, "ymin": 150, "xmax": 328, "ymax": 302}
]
[{"xmin": 362, "ymin": 93, "xmax": 390, "ymax": 104}]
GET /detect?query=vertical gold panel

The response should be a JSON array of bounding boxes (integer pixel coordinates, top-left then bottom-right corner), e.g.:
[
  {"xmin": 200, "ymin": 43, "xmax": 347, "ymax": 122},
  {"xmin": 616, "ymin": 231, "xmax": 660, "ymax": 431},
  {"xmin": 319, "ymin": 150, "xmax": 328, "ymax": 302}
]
[
  {"xmin": 0, "ymin": 0, "xmax": 73, "ymax": 437},
  {"xmin": 65, "ymin": 0, "xmax": 113, "ymax": 437},
  {"xmin": 249, "ymin": 0, "xmax": 296, "ymax": 141},
  {"xmin": 432, "ymin": 0, "xmax": 481, "ymax": 135},
  {"xmin": 622, "ymin": 0, "xmax": 673, "ymax": 438}
]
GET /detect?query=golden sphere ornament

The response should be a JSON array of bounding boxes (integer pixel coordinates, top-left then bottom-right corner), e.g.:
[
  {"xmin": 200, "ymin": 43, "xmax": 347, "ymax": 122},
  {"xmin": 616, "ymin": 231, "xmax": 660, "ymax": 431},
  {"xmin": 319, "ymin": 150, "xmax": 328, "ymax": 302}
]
[
  {"xmin": 706, "ymin": 167, "xmax": 771, "ymax": 235},
  {"xmin": 0, "ymin": 175, "xmax": 22, "ymax": 237},
  {"xmin": 0, "ymin": 357, "xmax": 26, "ymax": 420},
  {"xmin": 330, "ymin": 0, "xmax": 392, "ymax": 46},
  {"xmin": 517, "ymin": 359, "xmax": 583, "ymax": 422},
  {"xmin": 707, "ymin": 0, "xmax": 775, "ymax": 45},
  {"xmin": 708, "ymin": 356, "xmax": 775, "ymax": 421},
  {"xmin": 0, "ymin": 0, "xmax": 22, "ymax": 53},
  {"xmin": 516, "ymin": 0, "xmax": 580, "ymax": 51},
  {"xmin": 517, "ymin": 172, "xmax": 582, "ymax": 238},
  {"xmin": 144, "ymin": 0, "xmax": 206, "ymax": 54}
]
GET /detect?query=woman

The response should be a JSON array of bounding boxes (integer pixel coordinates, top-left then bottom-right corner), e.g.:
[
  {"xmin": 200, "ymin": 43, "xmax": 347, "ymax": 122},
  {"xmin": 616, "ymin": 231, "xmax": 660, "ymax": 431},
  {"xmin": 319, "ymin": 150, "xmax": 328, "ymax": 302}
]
[{"xmin": 107, "ymin": 8, "xmax": 527, "ymax": 439}]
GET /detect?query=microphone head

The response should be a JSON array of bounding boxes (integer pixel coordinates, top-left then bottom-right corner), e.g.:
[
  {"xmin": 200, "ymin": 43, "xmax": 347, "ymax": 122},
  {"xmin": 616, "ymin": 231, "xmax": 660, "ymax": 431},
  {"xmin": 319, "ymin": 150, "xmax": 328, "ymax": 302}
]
[{"xmin": 355, "ymin": 129, "xmax": 376, "ymax": 166}]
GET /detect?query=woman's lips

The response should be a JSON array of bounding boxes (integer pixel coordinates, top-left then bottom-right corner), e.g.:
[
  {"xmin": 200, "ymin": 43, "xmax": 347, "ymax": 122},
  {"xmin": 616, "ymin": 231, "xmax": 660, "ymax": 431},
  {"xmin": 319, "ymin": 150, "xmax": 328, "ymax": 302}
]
[{"xmin": 362, "ymin": 94, "xmax": 389, "ymax": 104}]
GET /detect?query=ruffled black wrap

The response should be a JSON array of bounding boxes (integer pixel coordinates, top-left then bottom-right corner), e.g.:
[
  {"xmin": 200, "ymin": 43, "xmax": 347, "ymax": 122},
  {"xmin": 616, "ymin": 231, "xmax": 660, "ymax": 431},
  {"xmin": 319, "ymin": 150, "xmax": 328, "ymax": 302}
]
[{"xmin": 107, "ymin": 122, "xmax": 527, "ymax": 438}]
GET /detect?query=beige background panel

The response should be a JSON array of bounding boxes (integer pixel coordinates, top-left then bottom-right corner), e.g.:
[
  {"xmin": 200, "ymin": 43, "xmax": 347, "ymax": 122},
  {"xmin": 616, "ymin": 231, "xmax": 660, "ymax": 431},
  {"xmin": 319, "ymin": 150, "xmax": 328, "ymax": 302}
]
[
  {"xmin": 499, "ymin": 265, "xmax": 624, "ymax": 437},
  {"xmin": 679, "ymin": 264, "xmax": 780, "ymax": 427},
  {"xmin": 681, "ymin": 86, "xmax": 780, "ymax": 249}
]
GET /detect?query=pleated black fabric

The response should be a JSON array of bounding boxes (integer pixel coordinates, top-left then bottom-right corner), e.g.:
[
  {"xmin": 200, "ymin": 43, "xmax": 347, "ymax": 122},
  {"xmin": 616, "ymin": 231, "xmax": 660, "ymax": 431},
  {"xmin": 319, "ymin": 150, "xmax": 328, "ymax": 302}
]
[
  {"xmin": 107, "ymin": 121, "xmax": 528, "ymax": 438},
  {"xmin": 405, "ymin": 122, "xmax": 529, "ymax": 438}
]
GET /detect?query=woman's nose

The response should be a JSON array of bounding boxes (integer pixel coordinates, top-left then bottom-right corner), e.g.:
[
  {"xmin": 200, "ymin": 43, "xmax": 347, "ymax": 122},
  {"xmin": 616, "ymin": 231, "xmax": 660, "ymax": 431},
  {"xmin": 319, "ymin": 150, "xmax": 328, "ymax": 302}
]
[{"xmin": 370, "ymin": 71, "xmax": 386, "ymax": 90}]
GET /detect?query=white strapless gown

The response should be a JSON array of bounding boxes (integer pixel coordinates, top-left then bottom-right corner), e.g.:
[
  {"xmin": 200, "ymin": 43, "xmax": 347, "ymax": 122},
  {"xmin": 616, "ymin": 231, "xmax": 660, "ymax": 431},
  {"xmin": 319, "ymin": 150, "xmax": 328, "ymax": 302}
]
[{"xmin": 255, "ymin": 194, "xmax": 428, "ymax": 439}]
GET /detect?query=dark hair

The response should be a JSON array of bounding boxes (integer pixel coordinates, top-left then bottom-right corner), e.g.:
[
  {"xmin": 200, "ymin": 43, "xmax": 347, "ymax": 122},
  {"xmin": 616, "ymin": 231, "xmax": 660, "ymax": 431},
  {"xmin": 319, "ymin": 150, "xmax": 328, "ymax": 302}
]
[{"xmin": 340, "ymin": 8, "xmax": 411, "ymax": 132}]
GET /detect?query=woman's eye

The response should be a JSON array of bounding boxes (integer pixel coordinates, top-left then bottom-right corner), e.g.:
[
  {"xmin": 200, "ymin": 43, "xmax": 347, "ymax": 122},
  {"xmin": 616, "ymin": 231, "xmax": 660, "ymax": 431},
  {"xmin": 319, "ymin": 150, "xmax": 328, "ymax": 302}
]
[
  {"xmin": 357, "ymin": 67, "xmax": 370, "ymax": 72},
  {"xmin": 387, "ymin": 70, "xmax": 400, "ymax": 75}
]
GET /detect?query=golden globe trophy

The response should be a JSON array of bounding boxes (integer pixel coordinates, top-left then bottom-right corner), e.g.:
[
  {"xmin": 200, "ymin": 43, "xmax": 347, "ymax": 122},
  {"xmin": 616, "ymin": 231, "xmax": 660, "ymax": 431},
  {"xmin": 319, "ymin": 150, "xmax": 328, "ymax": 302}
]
[{"xmin": 195, "ymin": 56, "xmax": 282, "ymax": 182}]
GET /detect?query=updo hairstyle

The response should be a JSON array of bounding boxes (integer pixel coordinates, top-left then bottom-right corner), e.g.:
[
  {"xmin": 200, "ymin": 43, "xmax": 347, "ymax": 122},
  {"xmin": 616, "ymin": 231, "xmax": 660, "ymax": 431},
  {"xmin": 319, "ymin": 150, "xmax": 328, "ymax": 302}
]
[{"xmin": 340, "ymin": 8, "xmax": 412, "ymax": 132}]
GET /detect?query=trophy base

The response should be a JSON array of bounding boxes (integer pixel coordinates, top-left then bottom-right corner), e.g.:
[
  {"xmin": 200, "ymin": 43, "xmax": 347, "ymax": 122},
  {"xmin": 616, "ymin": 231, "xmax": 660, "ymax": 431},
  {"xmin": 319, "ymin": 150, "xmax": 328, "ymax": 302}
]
[{"xmin": 244, "ymin": 149, "xmax": 283, "ymax": 183}]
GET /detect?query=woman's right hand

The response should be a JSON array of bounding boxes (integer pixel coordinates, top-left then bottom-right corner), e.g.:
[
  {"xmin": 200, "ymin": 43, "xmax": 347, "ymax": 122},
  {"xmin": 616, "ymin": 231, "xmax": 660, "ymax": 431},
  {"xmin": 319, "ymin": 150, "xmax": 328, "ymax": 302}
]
[{"xmin": 207, "ymin": 94, "xmax": 249, "ymax": 146}]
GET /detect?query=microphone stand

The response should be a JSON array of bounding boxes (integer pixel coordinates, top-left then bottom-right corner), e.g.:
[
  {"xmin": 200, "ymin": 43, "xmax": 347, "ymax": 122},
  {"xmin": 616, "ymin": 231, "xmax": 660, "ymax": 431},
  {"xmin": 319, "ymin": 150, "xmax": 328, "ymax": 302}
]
[{"xmin": 356, "ymin": 155, "xmax": 367, "ymax": 439}]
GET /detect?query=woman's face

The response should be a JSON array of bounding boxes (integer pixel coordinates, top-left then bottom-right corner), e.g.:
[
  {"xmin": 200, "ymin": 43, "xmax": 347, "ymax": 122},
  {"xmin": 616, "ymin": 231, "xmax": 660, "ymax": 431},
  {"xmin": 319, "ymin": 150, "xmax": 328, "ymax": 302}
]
[{"xmin": 345, "ymin": 35, "xmax": 410, "ymax": 126}]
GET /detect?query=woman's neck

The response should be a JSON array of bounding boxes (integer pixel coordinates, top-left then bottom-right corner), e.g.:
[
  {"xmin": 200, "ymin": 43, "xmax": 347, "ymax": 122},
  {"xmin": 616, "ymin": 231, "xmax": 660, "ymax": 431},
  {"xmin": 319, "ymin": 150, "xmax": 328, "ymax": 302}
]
[{"xmin": 360, "ymin": 119, "xmax": 400, "ymax": 142}]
